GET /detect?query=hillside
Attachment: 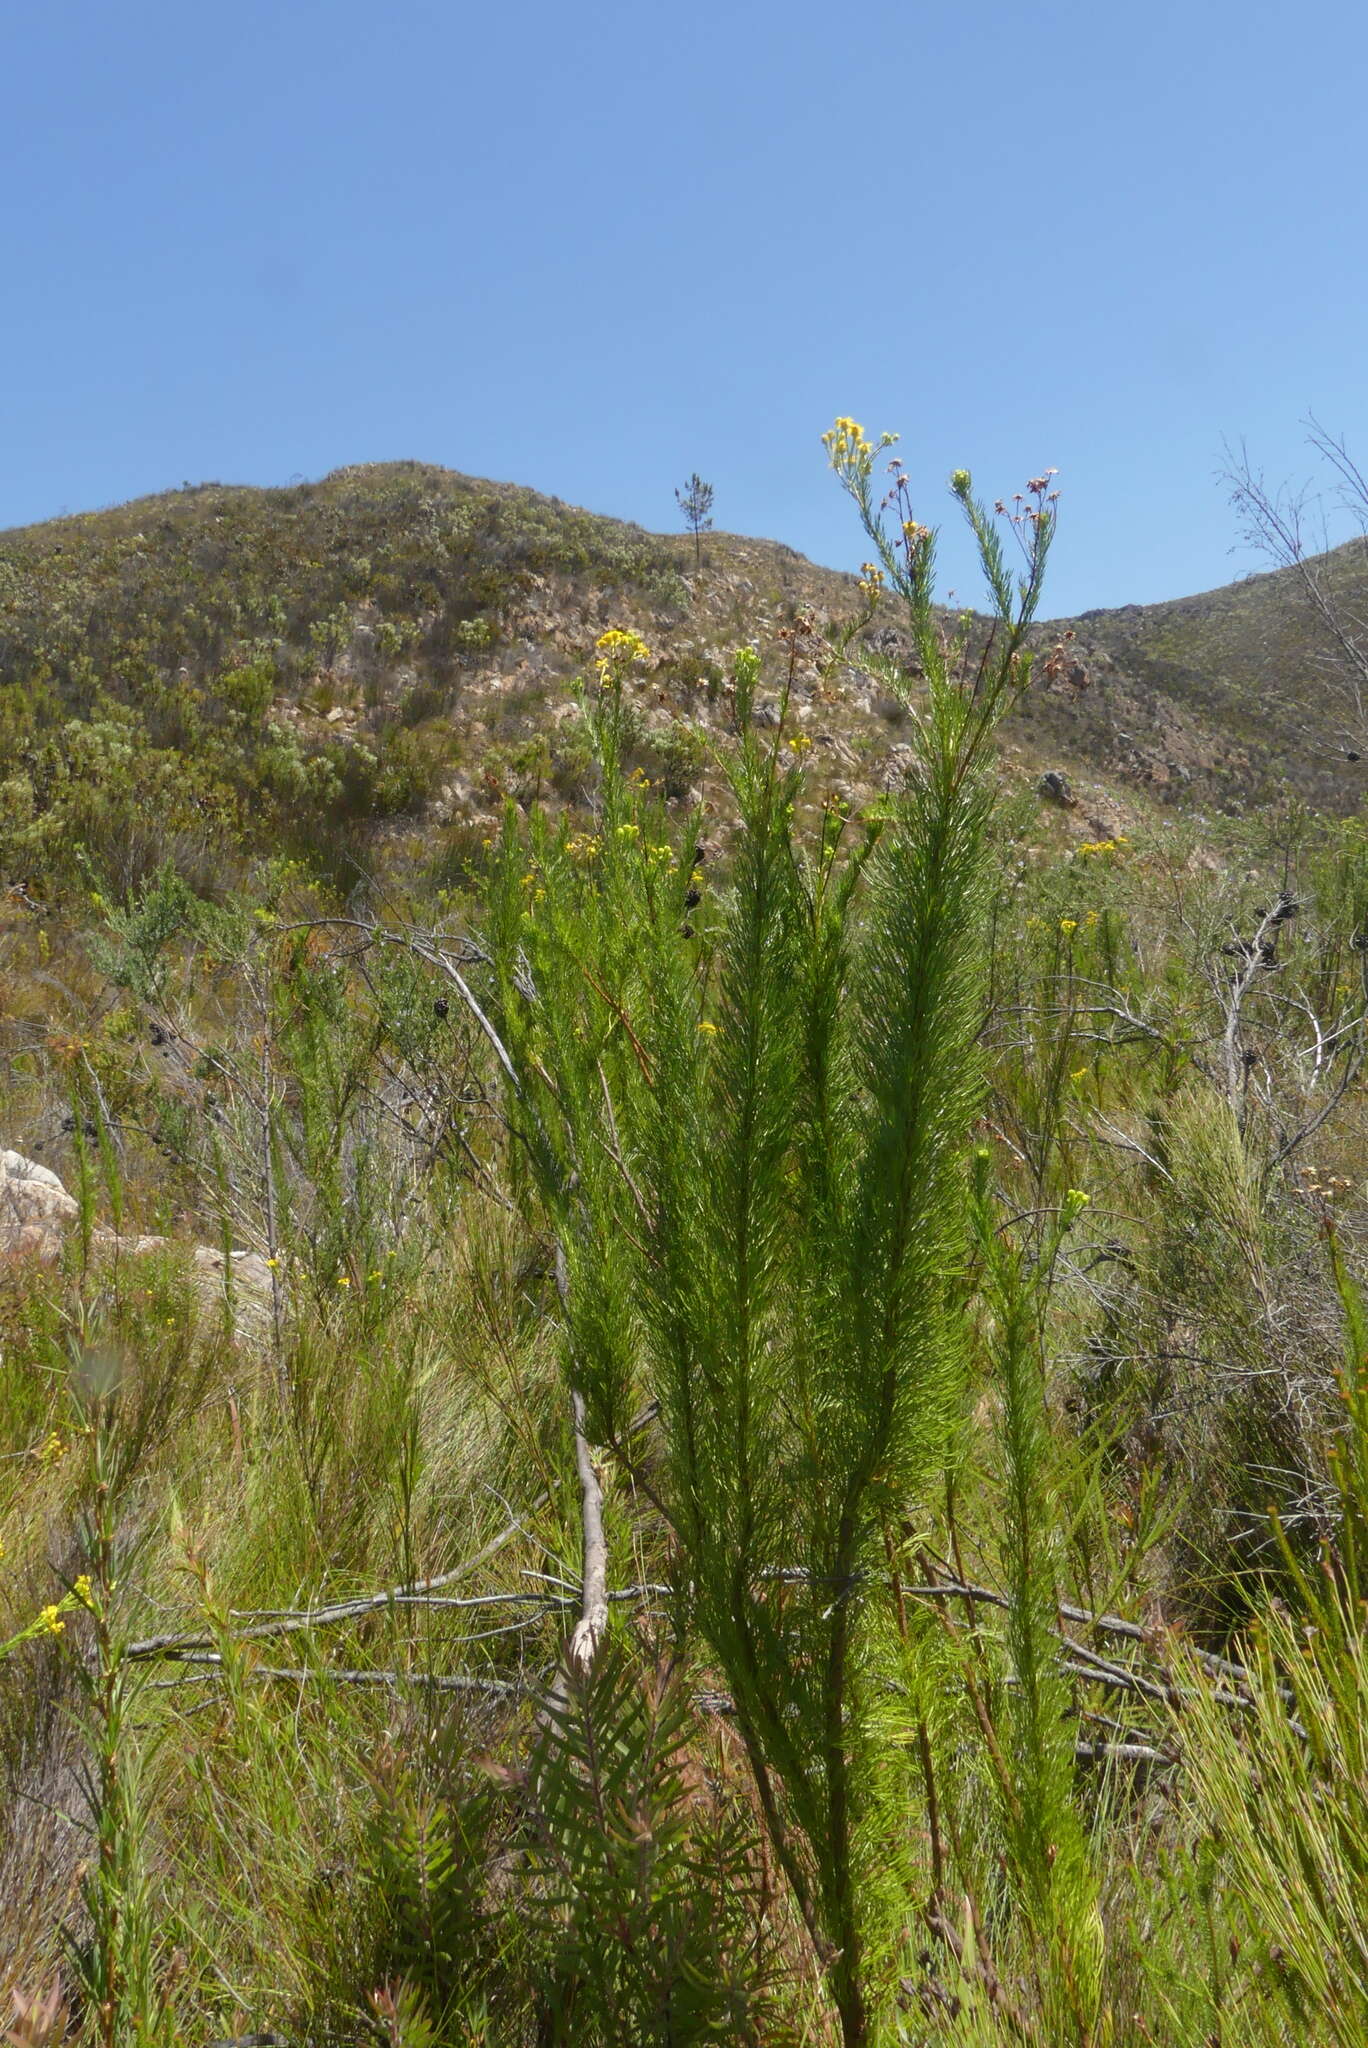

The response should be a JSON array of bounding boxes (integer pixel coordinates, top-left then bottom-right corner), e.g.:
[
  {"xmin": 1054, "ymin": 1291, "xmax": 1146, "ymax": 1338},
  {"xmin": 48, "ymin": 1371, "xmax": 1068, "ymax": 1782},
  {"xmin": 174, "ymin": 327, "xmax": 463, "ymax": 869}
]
[
  {"xmin": 1047, "ymin": 535, "xmax": 1368, "ymax": 811},
  {"xmin": 8, "ymin": 458, "xmax": 1368, "ymax": 2043},
  {"xmin": 3, "ymin": 460, "xmax": 1363, "ymax": 918}
]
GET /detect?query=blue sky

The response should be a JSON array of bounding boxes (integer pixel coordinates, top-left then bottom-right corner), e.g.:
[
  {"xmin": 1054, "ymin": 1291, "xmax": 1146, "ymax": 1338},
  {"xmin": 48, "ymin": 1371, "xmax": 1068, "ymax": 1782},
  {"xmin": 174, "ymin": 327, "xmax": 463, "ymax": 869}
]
[{"xmin": 3, "ymin": 0, "xmax": 1367, "ymax": 614}]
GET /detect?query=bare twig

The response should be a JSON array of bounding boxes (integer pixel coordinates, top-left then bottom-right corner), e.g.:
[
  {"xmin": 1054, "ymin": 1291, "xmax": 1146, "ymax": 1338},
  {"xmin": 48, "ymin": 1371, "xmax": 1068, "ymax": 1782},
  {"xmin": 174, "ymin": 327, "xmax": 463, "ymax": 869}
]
[{"xmin": 149, "ymin": 1663, "xmax": 525, "ymax": 1697}]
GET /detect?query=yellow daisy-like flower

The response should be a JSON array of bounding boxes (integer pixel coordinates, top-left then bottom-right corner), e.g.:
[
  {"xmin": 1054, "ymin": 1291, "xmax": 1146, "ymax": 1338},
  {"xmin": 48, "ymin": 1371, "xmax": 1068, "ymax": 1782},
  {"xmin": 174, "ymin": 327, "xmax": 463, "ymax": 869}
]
[
  {"xmin": 697, "ymin": 1020, "xmax": 719, "ymax": 1036},
  {"xmin": 595, "ymin": 628, "xmax": 651, "ymax": 662},
  {"xmin": 823, "ymin": 416, "xmax": 899, "ymax": 486}
]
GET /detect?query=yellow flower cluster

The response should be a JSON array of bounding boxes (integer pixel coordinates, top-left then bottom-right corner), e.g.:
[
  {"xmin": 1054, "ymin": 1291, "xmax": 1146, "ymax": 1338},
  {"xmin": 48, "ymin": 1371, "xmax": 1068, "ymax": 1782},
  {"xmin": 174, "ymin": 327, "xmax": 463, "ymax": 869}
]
[
  {"xmin": 593, "ymin": 628, "xmax": 652, "ymax": 692},
  {"xmin": 786, "ymin": 731, "xmax": 813, "ymax": 753},
  {"xmin": 0, "ymin": 1575, "xmax": 98, "ymax": 1664},
  {"xmin": 594, "ymin": 628, "xmax": 651, "ymax": 689},
  {"xmin": 1077, "ymin": 836, "xmax": 1128, "ymax": 859},
  {"xmin": 36, "ymin": 1431, "xmax": 66, "ymax": 1467},
  {"xmin": 823, "ymin": 417, "xmax": 898, "ymax": 484},
  {"xmin": 595, "ymin": 628, "xmax": 651, "ymax": 661},
  {"xmin": 857, "ymin": 562, "xmax": 886, "ymax": 601},
  {"xmin": 566, "ymin": 831, "xmax": 602, "ymax": 864}
]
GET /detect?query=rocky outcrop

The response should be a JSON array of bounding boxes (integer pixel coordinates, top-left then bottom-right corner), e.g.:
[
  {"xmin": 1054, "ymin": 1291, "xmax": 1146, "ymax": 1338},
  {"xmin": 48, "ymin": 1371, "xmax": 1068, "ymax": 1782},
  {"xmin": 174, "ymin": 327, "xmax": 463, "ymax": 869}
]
[
  {"xmin": 0, "ymin": 1148, "xmax": 274, "ymax": 1339},
  {"xmin": 0, "ymin": 1149, "xmax": 78, "ymax": 1262},
  {"xmin": 1038, "ymin": 769, "xmax": 1075, "ymax": 805}
]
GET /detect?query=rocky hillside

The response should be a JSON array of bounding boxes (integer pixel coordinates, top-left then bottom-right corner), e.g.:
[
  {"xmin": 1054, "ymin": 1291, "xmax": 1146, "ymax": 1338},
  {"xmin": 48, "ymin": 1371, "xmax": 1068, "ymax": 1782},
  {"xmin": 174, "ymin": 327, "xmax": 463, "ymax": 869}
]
[
  {"xmin": 1, "ymin": 460, "xmax": 1362, "ymax": 912},
  {"xmin": 1039, "ymin": 537, "xmax": 1368, "ymax": 813}
]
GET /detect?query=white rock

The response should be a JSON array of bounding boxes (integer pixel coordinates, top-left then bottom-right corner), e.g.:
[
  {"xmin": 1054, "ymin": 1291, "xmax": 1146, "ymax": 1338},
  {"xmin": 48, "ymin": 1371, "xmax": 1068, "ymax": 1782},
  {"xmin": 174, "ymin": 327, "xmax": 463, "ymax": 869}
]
[
  {"xmin": 0, "ymin": 1151, "xmax": 78, "ymax": 1251},
  {"xmin": 0, "ymin": 1151, "xmax": 275, "ymax": 1338}
]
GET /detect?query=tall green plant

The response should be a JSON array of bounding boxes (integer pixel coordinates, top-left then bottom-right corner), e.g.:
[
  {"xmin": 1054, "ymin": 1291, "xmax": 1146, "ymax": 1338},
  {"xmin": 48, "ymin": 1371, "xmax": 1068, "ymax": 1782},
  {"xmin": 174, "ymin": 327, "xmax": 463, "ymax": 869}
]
[
  {"xmin": 969, "ymin": 1161, "xmax": 1106, "ymax": 2042},
  {"xmin": 66, "ymin": 1367, "xmax": 174, "ymax": 2048},
  {"xmin": 484, "ymin": 424, "xmax": 1054, "ymax": 2044}
]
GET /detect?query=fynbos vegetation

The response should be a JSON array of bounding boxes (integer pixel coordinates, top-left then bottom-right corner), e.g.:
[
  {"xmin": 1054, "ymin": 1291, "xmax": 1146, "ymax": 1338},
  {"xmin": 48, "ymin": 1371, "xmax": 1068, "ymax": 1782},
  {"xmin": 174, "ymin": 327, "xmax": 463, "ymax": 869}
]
[{"xmin": 5, "ymin": 424, "xmax": 1368, "ymax": 2042}]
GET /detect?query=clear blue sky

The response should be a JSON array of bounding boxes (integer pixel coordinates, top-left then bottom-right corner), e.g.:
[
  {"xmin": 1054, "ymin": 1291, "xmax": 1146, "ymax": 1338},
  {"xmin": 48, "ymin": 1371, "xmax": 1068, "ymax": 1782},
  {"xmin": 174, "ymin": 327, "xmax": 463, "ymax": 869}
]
[{"xmin": 4, "ymin": 0, "xmax": 1367, "ymax": 615}]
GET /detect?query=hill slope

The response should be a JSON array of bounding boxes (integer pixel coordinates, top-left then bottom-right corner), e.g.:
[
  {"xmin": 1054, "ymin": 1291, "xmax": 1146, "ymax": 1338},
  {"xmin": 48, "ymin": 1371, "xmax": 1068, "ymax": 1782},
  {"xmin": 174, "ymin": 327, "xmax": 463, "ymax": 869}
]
[
  {"xmin": 1038, "ymin": 537, "xmax": 1368, "ymax": 811},
  {"xmin": 1, "ymin": 461, "xmax": 1363, "ymax": 906}
]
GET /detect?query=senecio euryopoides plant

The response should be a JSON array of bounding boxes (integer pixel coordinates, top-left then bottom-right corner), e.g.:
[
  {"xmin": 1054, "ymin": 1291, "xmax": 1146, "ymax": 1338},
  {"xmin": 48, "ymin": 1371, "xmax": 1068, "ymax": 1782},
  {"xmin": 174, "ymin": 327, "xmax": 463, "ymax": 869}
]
[{"xmin": 485, "ymin": 420, "xmax": 1057, "ymax": 2046}]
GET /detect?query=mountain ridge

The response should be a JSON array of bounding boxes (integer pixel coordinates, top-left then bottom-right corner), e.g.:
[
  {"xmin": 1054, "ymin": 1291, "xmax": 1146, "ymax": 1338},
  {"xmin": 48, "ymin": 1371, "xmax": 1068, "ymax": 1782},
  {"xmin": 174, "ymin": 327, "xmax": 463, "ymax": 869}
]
[{"xmin": 2, "ymin": 462, "xmax": 1364, "ymax": 912}]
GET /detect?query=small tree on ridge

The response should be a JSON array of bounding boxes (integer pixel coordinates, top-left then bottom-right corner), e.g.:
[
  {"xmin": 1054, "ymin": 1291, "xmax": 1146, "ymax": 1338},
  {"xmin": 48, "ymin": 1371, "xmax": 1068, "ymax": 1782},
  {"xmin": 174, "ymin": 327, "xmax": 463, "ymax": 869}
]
[{"xmin": 675, "ymin": 472, "xmax": 714, "ymax": 569}]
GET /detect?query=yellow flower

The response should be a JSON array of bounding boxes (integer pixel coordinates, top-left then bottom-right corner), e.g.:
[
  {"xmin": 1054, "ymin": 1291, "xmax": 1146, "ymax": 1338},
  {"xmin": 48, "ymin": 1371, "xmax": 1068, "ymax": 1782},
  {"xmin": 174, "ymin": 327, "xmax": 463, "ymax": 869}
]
[
  {"xmin": 37, "ymin": 1432, "xmax": 66, "ymax": 1467},
  {"xmin": 1059, "ymin": 918, "xmax": 1078, "ymax": 936},
  {"xmin": 786, "ymin": 731, "xmax": 813, "ymax": 752},
  {"xmin": 594, "ymin": 628, "xmax": 651, "ymax": 670},
  {"xmin": 337, "ymin": 1274, "xmax": 351, "ymax": 1288},
  {"xmin": 697, "ymin": 1020, "xmax": 719, "ymax": 1036},
  {"xmin": 39, "ymin": 1605, "xmax": 64, "ymax": 1636},
  {"xmin": 72, "ymin": 1575, "xmax": 94, "ymax": 1609},
  {"xmin": 823, "ymin": 417, "xmax": 899, "ymax": 485}
]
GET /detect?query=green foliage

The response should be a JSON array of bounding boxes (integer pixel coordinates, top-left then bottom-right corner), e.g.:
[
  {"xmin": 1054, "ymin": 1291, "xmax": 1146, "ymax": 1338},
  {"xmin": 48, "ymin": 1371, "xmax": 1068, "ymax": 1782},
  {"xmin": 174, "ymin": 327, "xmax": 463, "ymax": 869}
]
[
  {"xmin": 0, "ymin": 463, "xmax": 677, "ymax": 900},
  {"xmin": 485, "ymin": 437, "xmax": 1058, "ymax": 2042},
  {"xmin": 520, "ymin": 1645, "xmax": 785, "ymax": 2044},
  {"xmin": 970, "ymin": 1162, "xmax": 1105, "ymax": 2040},
  {"xmin": 1167, "ymin": 1241, "xmax": 1368, "ymax": 2045},
  {"xmin": 13, "ymin": 429, "xmax": 1368, "ymax": 2046}
]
